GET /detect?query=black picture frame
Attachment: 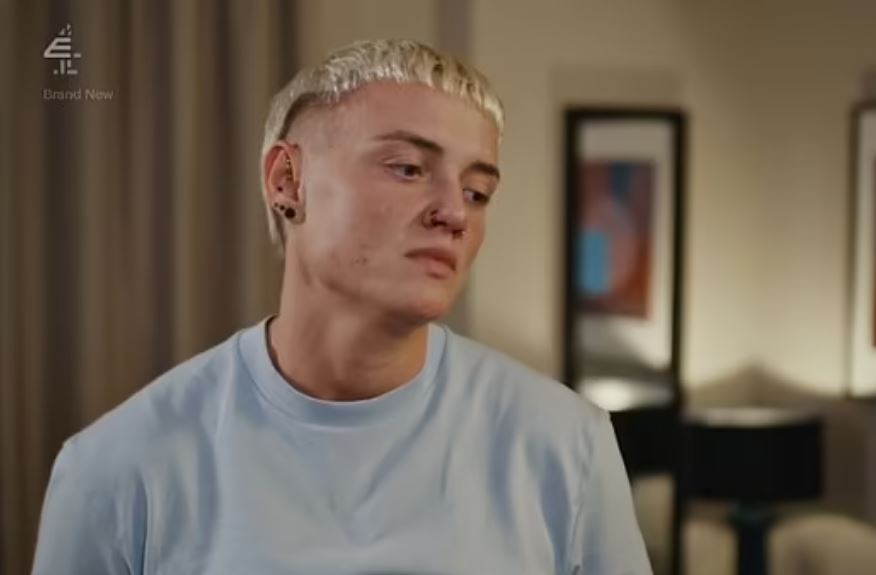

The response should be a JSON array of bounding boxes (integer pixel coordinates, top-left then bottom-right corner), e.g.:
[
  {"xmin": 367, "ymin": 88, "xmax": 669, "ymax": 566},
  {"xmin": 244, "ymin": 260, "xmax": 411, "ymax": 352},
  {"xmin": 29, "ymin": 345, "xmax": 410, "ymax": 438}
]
[{"xmin": 562, "ymin": 107, "xmax": 687, "ymax": 398}]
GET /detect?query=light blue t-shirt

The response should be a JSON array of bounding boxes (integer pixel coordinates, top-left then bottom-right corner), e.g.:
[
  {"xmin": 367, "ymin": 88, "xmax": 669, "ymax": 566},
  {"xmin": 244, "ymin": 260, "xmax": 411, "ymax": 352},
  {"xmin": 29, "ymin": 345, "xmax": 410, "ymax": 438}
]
[{"xmin": 32, "ymin": 320, "xmax": 651, "ymax": 575}]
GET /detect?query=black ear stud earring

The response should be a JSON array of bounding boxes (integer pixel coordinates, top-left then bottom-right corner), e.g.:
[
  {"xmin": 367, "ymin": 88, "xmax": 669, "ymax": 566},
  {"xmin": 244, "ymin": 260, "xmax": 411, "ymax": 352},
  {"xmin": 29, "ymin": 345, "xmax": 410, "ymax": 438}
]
[
  {"xmin": 273, "ymin": 154, "xmax": 300, "ymax": 221},
  {"xmin": 274, "ymin": 203, "xmax": 296, "ymax": 220}
]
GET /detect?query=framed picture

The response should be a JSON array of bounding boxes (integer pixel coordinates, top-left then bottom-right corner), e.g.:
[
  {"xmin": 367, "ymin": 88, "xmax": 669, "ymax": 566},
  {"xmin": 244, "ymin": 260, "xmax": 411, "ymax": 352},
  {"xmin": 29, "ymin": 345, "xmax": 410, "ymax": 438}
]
[
  {"xmin": 849, "ymin": 102, "xmax": 876, "ymax": 397},
  {"xmin": 562, "ymin": 108, "xmax": 686, "ymax": 394}
]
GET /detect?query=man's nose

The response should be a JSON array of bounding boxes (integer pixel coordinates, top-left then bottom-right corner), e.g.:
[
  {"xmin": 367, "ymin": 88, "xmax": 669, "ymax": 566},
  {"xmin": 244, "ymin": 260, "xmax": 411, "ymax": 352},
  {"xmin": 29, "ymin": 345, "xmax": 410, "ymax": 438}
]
[{"xmin": 423, "ymin": 178, "xmax": 468, "ymax": 235}]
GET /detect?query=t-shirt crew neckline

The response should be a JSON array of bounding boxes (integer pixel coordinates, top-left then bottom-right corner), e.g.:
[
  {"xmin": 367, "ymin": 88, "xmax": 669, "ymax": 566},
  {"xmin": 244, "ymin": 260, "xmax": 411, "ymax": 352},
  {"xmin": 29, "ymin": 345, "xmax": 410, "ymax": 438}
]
[{"xmin": 239, "ymin": 317, "xmax": 447, "ymax": 428}]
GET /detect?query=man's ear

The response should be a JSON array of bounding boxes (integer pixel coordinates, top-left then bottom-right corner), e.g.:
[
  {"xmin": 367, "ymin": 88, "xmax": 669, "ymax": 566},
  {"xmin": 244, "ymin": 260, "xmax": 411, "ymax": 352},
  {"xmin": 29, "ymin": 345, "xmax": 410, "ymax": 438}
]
[{"xmin": 263, "ymin": 140, "xmax": 304, "ymax": 205}]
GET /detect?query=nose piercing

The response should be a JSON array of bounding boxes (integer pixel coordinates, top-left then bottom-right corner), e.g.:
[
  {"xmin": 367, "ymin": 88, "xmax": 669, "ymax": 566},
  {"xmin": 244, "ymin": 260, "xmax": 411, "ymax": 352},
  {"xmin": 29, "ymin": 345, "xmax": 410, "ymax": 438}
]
[{"xmin": 425, "ymin": 209, "xmax": 440, "ymax": 226}]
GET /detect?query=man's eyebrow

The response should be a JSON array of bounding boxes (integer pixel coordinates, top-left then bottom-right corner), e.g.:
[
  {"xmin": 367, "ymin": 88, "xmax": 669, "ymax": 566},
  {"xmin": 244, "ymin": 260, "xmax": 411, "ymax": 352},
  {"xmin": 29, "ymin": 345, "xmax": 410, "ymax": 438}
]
[
  {"xmin": 469, "ymin": 160, "xmax": 501, "ymax": 181},
  {"xmin": 375, "ymin": 130, "xmax": 444, "ymax": 154},
  {"xmin": 374, "ymin": 130, "xmax": 501, "ymax": 181}
]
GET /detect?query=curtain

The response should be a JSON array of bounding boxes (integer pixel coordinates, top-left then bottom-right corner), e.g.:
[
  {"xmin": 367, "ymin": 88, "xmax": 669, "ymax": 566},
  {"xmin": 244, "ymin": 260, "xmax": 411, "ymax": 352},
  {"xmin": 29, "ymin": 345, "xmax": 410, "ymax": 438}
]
[{"xmin": 0, "ymin": 1, "xmax": 297, "ymax": 571}]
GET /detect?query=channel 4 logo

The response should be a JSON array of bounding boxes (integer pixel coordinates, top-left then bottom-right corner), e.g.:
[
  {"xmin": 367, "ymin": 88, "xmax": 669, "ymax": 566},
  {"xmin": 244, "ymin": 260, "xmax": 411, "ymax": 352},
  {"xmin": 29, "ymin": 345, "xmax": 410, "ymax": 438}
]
[{"xmin": 43, "ymin": 24, "xmax": 82, "ymax": 76}]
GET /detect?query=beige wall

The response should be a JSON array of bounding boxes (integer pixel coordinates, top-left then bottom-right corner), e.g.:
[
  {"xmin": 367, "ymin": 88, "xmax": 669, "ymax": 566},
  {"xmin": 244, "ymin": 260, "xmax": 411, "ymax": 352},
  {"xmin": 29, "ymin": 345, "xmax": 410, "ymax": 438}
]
[
  {"xmin": 468, "ymin": 0, "xmax": 876, "ymax": 396},
  {"xmin": 736, "ymin": 1, "xmax": 875, "ymax": 394},
  {"xmin": 297, "ymin": 0, "xmax": 436, "ymax": 66},
  {"xmin": 468, "ymin": 0, "xmax": 759, "ymax": 385}
]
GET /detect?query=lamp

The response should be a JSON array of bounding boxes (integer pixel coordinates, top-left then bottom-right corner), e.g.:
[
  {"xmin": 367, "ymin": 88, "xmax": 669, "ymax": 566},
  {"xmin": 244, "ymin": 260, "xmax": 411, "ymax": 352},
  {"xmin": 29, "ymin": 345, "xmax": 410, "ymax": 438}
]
[{"xmin": 684, "ymin": 407, "xmax": 823, "ymax": 575}]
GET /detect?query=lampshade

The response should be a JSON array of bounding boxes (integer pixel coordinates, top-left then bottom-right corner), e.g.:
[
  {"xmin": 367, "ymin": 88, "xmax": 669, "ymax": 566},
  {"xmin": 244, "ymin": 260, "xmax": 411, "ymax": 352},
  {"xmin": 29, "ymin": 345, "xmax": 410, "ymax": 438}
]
[{"xmin": 685, "ymin": 407, "xmax": 823, "ymax": 503}]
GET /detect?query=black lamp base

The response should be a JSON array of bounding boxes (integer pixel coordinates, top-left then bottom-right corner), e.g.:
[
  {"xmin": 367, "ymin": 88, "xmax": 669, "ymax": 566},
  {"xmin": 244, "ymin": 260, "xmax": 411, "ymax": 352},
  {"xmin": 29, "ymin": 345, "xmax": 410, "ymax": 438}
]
[{"xmin": 728, "ymin": 504, "xmax": 775, "ymax": 575}]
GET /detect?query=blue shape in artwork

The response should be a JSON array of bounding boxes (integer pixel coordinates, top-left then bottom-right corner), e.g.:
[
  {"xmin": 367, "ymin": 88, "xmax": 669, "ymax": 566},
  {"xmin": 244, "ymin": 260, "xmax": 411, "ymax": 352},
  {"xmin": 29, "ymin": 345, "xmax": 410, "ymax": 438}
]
[{"xmin": 577, "ymin": 230, "xmax": 610, "ymax": 296}]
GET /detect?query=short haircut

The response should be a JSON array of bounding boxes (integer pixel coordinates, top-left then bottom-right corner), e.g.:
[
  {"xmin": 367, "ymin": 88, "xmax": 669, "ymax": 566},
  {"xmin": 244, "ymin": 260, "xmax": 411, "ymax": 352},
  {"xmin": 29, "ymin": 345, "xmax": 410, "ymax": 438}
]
[{"xmin": 260, "ymin": 39, "xmax": 505, "ymax": 256}]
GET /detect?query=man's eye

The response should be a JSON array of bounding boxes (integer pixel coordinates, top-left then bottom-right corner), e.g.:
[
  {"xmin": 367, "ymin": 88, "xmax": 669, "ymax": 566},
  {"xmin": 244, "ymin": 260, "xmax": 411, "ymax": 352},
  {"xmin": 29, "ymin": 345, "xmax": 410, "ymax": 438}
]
[
  {"xmin": 389, "ymin": 164, "xmax": 424, "ymax": 179},
  {"xmin": 465, "ymin": 189, "xmax": 491, "ymax": 205}
]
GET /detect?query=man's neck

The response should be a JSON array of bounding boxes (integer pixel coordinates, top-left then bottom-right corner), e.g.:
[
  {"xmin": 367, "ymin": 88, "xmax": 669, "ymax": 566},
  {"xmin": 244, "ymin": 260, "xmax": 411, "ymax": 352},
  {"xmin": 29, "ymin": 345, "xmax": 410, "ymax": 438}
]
[{"xmin": 266, "ymin": 304, "xmax": 430, "ymax": 402}]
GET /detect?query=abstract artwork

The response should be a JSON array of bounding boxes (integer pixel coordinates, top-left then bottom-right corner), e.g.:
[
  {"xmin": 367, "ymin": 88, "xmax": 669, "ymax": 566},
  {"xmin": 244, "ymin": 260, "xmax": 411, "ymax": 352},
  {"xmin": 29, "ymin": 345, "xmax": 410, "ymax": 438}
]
[{"xmin": 577, "ymin": 160, "xmax": 654, "ymax": 319}]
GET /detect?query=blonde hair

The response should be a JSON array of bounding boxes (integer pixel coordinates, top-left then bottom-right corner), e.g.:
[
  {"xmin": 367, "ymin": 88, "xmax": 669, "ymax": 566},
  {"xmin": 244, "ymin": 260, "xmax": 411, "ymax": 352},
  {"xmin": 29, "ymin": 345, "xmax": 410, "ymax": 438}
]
[{"xmin": 259, "ymin": 38, "xmax": 505, "ymax": 256}]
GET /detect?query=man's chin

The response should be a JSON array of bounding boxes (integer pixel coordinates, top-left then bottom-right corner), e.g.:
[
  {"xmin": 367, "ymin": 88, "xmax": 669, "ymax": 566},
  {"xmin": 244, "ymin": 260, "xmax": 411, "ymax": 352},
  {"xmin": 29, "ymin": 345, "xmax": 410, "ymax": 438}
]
[
  {"xmin": 409, "ymin": 299, "xmax": 453, "ymax": 323},
  {"xmin": 391, "ymin": 294, "xmax": 455, "ymax": 325},
  {"xmin": 372, "ymin": 281, "xmax": 460, "ymax": 324}
]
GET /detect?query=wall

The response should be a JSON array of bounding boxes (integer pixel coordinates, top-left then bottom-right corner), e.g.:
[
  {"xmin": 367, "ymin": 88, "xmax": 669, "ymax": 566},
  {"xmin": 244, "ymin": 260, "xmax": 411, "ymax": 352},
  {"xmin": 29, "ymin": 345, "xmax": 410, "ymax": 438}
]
[
  {"xmin": 297, "ymin": 0, "xmax": 436, "ymax": 66},
  {"xmin": 738, "ymin": 1, "xmax": 875, "ymax": 394},
  {"xmin": 467, "ymin": 0, "xmax": 876, "ymax": 393}
]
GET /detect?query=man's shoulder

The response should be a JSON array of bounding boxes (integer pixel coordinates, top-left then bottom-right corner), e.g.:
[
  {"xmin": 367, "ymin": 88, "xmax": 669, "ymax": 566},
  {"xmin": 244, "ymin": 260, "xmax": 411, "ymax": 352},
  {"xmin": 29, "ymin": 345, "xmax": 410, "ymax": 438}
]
[
  {"xmin": 442, "ymin": 325, "xmax": 607, "ymax": 447},
  {"xmin": 440, "ymin": 326, "xmax": 615, "ymax": 559},
  {"xmin": 59, "ymin": 325, "xmax": 253, "ymax": 478}
]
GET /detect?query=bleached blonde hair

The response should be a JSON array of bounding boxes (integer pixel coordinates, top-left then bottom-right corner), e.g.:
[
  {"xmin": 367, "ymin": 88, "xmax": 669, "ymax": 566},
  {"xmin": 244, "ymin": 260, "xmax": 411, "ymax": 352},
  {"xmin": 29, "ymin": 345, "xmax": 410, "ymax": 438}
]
[{"xmin": 259, "ymin": 38, "xmax": 505, "ymax": 256}]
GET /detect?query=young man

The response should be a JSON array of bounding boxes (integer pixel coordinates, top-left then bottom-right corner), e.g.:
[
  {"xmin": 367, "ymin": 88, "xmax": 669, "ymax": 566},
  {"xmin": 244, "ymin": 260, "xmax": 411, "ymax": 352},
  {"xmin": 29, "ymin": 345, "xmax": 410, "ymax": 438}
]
[{"xmin": 32, "ymin": 39, "xmax": 651, "ymax": 574}]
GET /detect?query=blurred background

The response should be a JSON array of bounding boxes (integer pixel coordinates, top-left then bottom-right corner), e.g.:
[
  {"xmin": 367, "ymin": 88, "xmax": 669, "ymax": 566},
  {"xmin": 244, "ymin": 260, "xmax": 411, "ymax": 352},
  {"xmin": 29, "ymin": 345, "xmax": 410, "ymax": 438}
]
[{"xmin": 2, "ymin": 1, "xmax": 876, "ymax": 574}]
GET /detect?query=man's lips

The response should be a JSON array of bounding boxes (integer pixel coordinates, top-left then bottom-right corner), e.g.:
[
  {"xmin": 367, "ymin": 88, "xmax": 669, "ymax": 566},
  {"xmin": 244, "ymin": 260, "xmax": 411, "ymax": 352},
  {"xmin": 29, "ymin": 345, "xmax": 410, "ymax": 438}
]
[{"xmin": 406, "ymin": 247, "xmax": 458, "ymax": 272}]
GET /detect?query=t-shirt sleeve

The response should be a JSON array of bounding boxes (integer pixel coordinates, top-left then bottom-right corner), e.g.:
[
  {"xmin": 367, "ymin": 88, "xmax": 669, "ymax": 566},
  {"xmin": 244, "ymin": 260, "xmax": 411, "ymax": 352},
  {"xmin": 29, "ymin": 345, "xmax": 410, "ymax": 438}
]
[
  {"xmin": 31, "ymin": 439, "xmax": 142, "ymax": 575},
  {"xmin": 565, "ymin": 409, "xmax": 653, "ymax": 575}
]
